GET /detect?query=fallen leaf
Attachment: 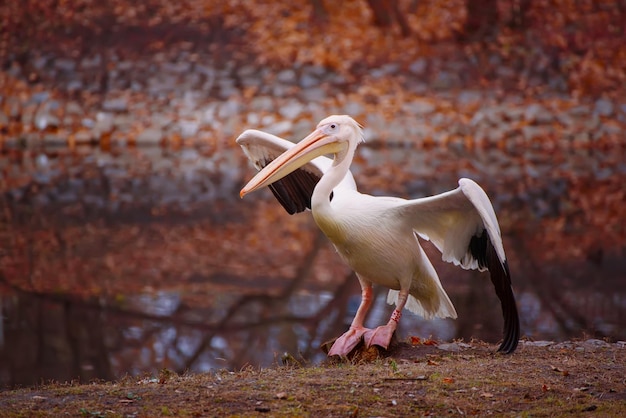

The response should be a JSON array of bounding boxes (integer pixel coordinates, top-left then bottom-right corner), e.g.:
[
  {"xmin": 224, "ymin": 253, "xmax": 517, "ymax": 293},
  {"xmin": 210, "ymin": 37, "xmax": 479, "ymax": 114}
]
[
  {"xmin": 550, "ymin": 365, "xmax": 569, "ymax": 376},
  {"xmin": 423, "ymin": 338, "xmax": 438, "ymax": 346},
  {"xmin": 275, "ymin": 392, "xmax": 287, "ymax": 400}
]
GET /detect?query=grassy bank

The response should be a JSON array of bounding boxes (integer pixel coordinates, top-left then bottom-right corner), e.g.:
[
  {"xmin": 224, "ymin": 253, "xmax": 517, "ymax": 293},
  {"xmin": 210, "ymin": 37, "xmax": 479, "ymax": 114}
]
[{"xmin": 1, "ymin": 340, "xmax": 624, "ymax": 417}]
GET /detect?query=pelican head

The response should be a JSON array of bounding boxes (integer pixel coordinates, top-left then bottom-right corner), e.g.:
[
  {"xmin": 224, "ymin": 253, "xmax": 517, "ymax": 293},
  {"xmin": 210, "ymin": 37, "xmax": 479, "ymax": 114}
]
[
  {"xmin": 317, "ymin": 114, "xmax": 364, "ymax": 146},
  {"xmin": 240, "ymin": 115, "xmax": 363, "ymax": 198}
]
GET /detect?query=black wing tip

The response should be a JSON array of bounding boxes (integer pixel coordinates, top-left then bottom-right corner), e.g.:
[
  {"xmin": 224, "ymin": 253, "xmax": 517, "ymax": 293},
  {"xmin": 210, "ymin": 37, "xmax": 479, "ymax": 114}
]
[
  {"xmin": 496, "ymin": 307, "xmax": 520, "ymax": 354},
  {"xmin": 496, "ymin": 328, "xmax": 520, "ymax": 354},
  {"xmin": 260, "ymin": 159, "xmax": 320, "ymax": 215},
  {"xmin": 268, "ymin": 183, "xmax": 299, "ymax": 215},
  {"xmin": 475, "ymin": 233, "xmax": 521, "ymax": 355},
  {"xmin": 495, "ymin": 265, "xmax": 520, "ymax": 354},
  {"xmin": 497, "ymin": 337, "xmax": 519, "ymax": 354}
]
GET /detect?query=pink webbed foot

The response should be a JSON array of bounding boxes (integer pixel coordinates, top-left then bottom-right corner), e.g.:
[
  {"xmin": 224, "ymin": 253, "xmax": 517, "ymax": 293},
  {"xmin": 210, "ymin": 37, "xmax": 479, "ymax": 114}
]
[
  {"xmin": 364, "ymin": 323, "xmax": 397, "ymax": 350},
  {"xmin": 328, "ymin": 327, "xmax": 370, "ymax": 357},
  {"xmin": 364, "ymin": 309, "xmax": 401, "ymax": 350}
]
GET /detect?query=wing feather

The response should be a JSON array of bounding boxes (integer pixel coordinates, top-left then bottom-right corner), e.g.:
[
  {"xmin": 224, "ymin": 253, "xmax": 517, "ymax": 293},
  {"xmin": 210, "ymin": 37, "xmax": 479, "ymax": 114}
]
[
  {"xmin": 393, "ymin": 178, "xmax": 519, "ymax": 353},
  {"xmin": 237, "ymin": 129, "xmax": 357, "ymax": 214}
]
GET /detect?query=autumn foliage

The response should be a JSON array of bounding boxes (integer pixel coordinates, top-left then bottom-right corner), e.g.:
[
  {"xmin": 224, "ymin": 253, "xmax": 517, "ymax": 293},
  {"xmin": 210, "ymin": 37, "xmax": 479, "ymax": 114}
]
[{"xmin": 1, "ymin": 0, "xmax": 624, "ymax": 98}]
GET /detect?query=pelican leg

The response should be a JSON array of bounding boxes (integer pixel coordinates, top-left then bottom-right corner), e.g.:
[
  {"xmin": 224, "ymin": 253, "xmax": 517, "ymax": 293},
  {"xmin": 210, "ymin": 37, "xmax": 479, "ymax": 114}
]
[
  {"xmin": 364, "ymin": 288, "xmax": 409, "ymax": 350},
  {"xmin": 328, "ymin": 283, "xmax": 373, "ymax": 357}
]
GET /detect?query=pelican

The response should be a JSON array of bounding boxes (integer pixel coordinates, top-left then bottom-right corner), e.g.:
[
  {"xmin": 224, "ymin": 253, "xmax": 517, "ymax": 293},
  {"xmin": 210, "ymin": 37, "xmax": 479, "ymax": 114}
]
[{"xmin": 238, "ymin": 115, "xmax": 520, "ymax": 356}]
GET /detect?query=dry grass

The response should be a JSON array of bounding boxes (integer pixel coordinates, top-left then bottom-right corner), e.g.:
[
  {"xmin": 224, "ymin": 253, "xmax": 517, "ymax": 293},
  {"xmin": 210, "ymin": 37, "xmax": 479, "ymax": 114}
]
[{"xmin": 1, "ymin": 340, "xmax": 624, "ymax": 417}]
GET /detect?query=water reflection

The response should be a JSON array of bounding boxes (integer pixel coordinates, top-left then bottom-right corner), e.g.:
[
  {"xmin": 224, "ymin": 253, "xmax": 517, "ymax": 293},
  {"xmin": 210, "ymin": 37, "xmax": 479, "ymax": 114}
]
[{"xmin": 1, "ymin": 143, "xmax": 625, "ymax": 388}]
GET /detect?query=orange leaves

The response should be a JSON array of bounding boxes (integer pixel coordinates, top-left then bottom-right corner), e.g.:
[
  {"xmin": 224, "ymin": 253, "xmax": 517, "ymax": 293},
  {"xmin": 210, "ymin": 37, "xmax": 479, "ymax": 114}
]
[
  {"xmin": 410, "ymin": 336, "xmax": 438, "ymax": 346},
  {"xmin": 528, "ymin": 0, "xmax": 626, "ymax": 97},
  {"xmin": 409, "ymin": 0, "xmax": 465, "ymax": 41},
  {"xmin": 213, "ymin": 0, "xmax": 459, "ymax": 74}
]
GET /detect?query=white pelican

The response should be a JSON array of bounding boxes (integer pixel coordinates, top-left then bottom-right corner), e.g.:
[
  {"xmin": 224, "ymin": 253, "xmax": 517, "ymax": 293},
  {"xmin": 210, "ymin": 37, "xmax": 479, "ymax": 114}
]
[{"xmin": 238, "ymin": 115, "xmax": 520, "ymax": 356}]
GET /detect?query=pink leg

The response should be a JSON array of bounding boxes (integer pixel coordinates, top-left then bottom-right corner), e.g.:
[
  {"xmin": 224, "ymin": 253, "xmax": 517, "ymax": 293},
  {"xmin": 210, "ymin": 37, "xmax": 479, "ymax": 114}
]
[
  {"xmin": 364, "ymin": 288, "xmax": 409, "ymax": 350},
  {"xmin": 328, "ymin": 283, "xmax": 373, "ymax": 357}
]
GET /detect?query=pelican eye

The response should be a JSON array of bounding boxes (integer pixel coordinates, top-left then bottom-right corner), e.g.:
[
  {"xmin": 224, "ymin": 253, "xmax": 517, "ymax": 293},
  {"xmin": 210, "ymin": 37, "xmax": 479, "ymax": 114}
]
[{"xmin": 322, "ymin": 122, "xmax": 339, "ymax": 135}]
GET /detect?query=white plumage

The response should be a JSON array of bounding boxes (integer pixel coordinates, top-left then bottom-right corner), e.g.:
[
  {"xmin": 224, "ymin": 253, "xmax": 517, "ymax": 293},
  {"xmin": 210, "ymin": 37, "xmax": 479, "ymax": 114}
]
[{"xmin": 238, "ymin": 115, "xmax": 519, "ymax": 356}]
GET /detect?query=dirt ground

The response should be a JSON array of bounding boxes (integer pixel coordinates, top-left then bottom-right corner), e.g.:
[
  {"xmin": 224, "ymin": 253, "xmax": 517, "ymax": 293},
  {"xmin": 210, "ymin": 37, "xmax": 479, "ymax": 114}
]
[{"xmin": 1, "ymin": 339, "xmax": 624, "ymax": 417}]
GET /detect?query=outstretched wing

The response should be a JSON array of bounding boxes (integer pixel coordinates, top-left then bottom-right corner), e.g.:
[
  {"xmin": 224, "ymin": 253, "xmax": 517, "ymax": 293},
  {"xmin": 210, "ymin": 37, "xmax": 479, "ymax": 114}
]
[
  {"xmin": 236, "ymin": 129, "xmax": 356, "ymax": 214},
  {"xmin": 393, "ymin": 178, "xmax": 519, "ymax": 354}
]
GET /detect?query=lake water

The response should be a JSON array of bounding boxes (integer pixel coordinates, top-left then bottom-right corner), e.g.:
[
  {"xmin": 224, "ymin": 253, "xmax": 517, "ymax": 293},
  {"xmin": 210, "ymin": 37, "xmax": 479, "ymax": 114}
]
[{"xmin": 1, "ymin": 142, "xmax": 624, "ymax": 388}]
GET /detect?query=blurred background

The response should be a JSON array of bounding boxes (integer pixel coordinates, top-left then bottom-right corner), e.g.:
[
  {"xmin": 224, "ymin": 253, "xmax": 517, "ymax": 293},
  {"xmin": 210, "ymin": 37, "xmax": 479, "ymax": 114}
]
[{"xmin": 0, "ymin": 0, "xmax": 624, "ymax": 388}]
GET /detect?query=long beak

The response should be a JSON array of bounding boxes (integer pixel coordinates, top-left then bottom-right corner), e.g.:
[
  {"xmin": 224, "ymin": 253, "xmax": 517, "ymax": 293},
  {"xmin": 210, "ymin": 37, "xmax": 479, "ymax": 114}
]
[{"xmin": 240, "ymin": 129, "xmax": 342, "ymax": 198}]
